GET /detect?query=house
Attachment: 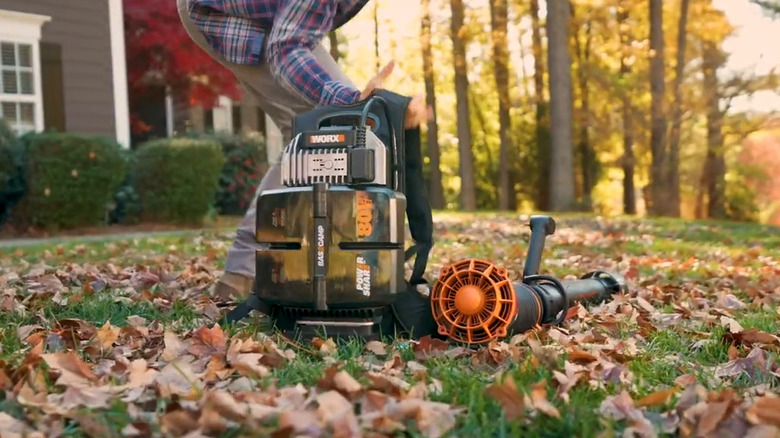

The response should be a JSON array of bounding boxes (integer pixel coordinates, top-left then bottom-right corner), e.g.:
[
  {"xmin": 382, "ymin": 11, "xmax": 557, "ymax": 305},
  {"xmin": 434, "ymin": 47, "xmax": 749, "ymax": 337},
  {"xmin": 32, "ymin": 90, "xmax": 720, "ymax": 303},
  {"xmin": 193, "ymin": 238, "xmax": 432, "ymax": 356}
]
[
  {"xmin": 0, "ymin": 0, "xmax": 283, "ymax": 159},
  {"xmin": 0, "ymin": 0, "xmax": 130, "ymax": 147}
]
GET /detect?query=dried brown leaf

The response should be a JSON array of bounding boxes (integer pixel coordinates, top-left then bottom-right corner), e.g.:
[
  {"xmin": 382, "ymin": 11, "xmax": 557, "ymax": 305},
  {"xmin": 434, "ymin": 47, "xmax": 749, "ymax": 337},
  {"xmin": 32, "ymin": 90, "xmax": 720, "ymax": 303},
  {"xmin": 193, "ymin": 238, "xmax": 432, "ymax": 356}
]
[
  {"xmin": 94, "ymin": 321, "xmax": 120, "ymax": 349},
  {"xmin": 160, "ymin": 407, "xmax": 200, "ymax": 436},
  {"xmin": 188, "ymin": 324, "xmax": 227, "ymax": 356},
  {"xmin": 744, "ymin": 425, "xmax": 780, "ymax": 438},
  {"xmin": 635, "ymin": 387, "xmax": 678, "ymax": 408},
  {"xmin": 365, "ymin": 340, "xmax": 388, "ymax": 356},
  {"xmin": 723, "ymin": 329, "xmax": 780, "ymax": 349},
  {"xmin": 411, "ymin": 335, "xmax": 450, "ymax": 362},
  {"xmin": 365, "ymin": 371, "xmax": 410, "ymax": 398},
  {"xmin": 485, "ymin": 375, "xmax": 526, "ymax": 421},
  {"xmin": 530, "ymin": 380, "xmax": 560, "ymax": 418},
  {"xmin": 41, "ymin": 351, "xmax": 99, "ymax": 387},
  {"xmin": 161, "ymin": 331, "xmax": 189, "ymax": 362},
  {"xmin": 312, "ymin": 337, "xmax": 338, "ymax": 356},
  {"xmin": 567, "ymin": 349, "xmax": 599, "ymax": 364},
  {"xmin": 746, "ymin": 396, "xmax": 780, "ymax": 428}
]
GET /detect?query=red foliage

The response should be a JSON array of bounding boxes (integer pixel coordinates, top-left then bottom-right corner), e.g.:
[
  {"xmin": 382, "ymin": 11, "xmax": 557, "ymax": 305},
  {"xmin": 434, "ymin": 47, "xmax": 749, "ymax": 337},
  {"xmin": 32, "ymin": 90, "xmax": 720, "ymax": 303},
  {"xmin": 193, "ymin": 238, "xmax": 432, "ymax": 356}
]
[
  {"xmin": 737, "ymin": 129, "xmax": 780, "ymax": 225},
  {"xmin": 123, "ymin": 0, "xmax": 242, "ymax": 124}
]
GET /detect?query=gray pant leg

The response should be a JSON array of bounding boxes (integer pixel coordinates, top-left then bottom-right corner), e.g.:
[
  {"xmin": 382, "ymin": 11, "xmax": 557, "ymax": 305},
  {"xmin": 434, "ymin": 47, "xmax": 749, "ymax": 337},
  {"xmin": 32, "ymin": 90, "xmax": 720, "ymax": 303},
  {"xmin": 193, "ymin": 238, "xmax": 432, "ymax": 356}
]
[{"xmin": 178, "ymin": 0, "xmax": 356, "ymax": 278}]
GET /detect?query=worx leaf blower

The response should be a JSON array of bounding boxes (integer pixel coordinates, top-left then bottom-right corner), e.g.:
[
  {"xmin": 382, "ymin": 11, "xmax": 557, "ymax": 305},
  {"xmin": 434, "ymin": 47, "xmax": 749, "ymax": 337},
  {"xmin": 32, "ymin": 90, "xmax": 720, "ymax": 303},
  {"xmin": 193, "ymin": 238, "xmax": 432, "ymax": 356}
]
[{"xmin": 223, "ymin": 90, "xmax": 628, "ymax": 345}]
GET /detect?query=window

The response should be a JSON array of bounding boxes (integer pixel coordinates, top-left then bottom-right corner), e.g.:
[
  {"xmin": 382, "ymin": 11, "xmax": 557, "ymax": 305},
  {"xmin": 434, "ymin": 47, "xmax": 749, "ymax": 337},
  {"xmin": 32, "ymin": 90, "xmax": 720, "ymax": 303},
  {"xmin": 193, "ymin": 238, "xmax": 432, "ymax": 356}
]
[
  {"xmin": 1, "ymin": 42, "xmax": 36, "ymax": 133},
  {"xmin": 0, "ymin": 10, "xmax": 51, "ymax": 135}
]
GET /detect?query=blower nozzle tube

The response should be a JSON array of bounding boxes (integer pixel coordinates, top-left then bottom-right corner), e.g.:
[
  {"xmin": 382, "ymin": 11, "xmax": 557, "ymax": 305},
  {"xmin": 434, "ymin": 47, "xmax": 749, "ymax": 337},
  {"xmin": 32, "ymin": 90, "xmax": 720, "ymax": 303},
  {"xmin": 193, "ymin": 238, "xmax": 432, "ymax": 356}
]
[
  {"xmin": 429, "ymin": 215, "xmax": 629, "ymax": 345},
  {"xmin": 429, "ymin": 261, "xmax": 626, "ymax": 344}
]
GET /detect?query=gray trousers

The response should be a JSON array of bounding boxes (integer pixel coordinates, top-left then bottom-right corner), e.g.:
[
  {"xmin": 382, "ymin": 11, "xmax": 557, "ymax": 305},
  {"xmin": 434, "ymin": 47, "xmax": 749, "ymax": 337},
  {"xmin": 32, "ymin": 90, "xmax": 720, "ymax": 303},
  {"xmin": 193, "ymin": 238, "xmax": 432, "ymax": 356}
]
[{"xmin": 177, "ymin": 0, "xmax": 357, "ymax": 278}]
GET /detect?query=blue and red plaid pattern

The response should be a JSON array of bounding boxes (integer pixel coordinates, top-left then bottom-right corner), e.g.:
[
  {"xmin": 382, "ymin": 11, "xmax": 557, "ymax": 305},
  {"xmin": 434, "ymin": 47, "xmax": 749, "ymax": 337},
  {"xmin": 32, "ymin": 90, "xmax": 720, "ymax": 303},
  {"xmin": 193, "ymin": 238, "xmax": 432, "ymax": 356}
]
[{"xmin": 187, "ymin": 0, "xmax": 369, "ymax": 106}]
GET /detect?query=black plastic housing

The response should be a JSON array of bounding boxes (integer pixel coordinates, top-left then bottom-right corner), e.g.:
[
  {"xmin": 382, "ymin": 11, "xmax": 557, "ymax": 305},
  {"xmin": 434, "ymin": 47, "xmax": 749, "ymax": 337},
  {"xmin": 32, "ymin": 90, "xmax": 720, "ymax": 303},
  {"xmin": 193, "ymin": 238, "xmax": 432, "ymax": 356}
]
[{"xmin": 254, "ymin": 185, "xmax": 406, "ymax": 309}]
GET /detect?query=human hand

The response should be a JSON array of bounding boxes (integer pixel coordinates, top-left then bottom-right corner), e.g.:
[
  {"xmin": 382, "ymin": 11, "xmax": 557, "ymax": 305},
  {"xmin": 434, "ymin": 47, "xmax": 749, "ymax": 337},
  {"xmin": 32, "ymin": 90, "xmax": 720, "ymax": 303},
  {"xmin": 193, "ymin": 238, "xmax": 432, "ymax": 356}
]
[
  {"xmin": 405, "ymin": 93, "xmax": 431, "ymax": 129},
  {"xmin": 360, "ymin": 60, "xmax": 395, "ymax": 100}
]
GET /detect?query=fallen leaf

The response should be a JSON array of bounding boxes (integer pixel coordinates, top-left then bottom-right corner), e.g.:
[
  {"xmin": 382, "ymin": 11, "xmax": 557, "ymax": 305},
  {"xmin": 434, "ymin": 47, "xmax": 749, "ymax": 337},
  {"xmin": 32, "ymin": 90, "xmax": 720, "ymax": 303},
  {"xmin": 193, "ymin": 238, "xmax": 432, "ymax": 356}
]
[
  {"xmin": 485, "ymin": 375, "xmax": 526, "ymax": 421},
  {"xmin": 530, "ymin": 380, "xmax": 561, "ymax": 418},
  {"xmin": 635, "ymin": 387, "xmax": 678, "ymax": 408},
  {"xmin": 365, "ymin": 340, "xmax": 388, "ymax": 356},
  {"xmin": 41, "ymin": 351, "xmax": 99, "ymax": 387},
  {"xmin": 746, "ymin": 396, "xmax": 780, "ymax": 428},
  {"xmin": 94, "ymin": 321, "xmax": 120, "ymax": 349}
]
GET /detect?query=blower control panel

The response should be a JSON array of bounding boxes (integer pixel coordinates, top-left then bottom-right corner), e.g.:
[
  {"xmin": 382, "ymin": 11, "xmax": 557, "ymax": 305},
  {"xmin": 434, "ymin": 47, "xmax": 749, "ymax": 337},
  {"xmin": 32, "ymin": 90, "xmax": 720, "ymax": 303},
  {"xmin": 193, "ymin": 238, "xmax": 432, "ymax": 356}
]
[{"xmin": 280, "ymin": 128, "xmax": 388, "ymax": 188}]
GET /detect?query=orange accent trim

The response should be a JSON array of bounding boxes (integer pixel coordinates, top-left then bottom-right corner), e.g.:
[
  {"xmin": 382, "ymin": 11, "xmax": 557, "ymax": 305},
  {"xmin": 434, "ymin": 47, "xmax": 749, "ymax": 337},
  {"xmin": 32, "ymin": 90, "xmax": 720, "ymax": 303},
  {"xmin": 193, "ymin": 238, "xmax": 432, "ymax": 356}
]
[{"xmin": 429, "ymin": 258, "xmax": 518, "ymax": 345}]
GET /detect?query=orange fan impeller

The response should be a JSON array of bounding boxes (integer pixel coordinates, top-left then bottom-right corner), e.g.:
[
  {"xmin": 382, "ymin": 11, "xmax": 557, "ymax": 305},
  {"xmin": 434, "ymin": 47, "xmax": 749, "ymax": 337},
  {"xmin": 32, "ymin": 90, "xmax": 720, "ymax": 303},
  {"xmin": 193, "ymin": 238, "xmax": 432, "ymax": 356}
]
[{"xmin": 429, "ymin": 259, "xmax": 543, "ymax": 345}]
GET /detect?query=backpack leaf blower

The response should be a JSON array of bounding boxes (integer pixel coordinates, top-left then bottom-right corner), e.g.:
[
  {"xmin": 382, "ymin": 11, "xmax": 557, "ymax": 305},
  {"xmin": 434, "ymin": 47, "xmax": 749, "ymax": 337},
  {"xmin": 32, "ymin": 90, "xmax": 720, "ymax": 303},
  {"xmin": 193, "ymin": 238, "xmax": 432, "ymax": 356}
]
[
  {"xmin": 224, "ymin": 89, "xmax": 436, "ymax": 339},
  {"xmin": 222, "ymin": 90, "xmax": 627, "ymax": 345}
]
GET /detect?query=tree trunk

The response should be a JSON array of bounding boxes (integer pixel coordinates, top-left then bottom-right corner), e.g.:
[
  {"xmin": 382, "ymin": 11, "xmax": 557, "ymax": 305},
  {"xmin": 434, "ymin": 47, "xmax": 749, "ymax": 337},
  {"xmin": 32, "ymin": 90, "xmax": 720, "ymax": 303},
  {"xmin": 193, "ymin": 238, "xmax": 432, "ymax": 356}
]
[
  {"xmin": 702, "ymin": 40, "xmax": 727, "ymax": 219},
  {"xmin": 450, "ymin": 0, "xmax": 477, "ymax": 210},
  {"xmin": 546, "ymin": 0, "xmax": 576, "ymax": 211},
  {"xmin": 666, "ymin": 0, "xmax": 690, "ymax": 218},
  {"xmin": 530, "ymin": 0, "xmax": 550, "ymax": 211},
  {"xmin": 618, "ymin": 6, "xmax": 636, "ymax": 215},
  {"xmin": 648, "ymin": 0, "xmax": 668, "ymax": 216},
  {"xmin": 374, "ymin": 1, "xmax": 380, "ymax": 70},
  {"xmin": 572, "ymin": 8, "xmax": 594, "ymax": 210},
  {"xmin": 328, "ymin": 31, "xmax": 340, "ymax": 62},
  {"xmin": 420, "ymin": 0, "xmax": 444, "ymax": 209},
  {"xmin": 490, "ymin": 0, "xmax": 513, "ymax": 210}
]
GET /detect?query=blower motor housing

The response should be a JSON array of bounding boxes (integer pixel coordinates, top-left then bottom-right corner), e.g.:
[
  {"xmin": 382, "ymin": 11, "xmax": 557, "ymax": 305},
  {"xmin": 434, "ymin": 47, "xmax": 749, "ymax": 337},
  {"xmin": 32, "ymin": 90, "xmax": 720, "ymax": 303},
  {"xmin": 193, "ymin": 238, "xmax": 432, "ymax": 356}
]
[{"xmin": 252, "ymin": 95, "xmax": 424, "ymax": 339}]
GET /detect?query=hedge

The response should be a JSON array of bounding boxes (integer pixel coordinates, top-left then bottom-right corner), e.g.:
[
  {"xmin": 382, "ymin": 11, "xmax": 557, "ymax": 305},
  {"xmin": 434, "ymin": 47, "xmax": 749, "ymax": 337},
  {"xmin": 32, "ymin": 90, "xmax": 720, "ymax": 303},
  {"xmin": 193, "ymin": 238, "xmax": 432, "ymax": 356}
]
[
  {"xmin": 183, "ymin": 131, "xmax": 268, "ymax": 216},
  {"xmin": 0, "ymin": 119, "xmax": 24, "ymax": 225},
  {"xmin": 132, "ymin": 137, "xmax": 225, "ymax": 225},
  {"xmin": 9, "ymin": 131, "xmax": 129, "ymax": 231}
]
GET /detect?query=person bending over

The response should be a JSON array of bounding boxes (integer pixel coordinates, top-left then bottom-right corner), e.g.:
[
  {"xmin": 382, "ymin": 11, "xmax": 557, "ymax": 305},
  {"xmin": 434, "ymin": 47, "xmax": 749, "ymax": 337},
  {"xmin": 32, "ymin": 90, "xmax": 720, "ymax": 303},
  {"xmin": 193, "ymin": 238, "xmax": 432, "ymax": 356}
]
[{"xmin": 177, "ymin": 0, "xmax": 426, "ymax": 300}]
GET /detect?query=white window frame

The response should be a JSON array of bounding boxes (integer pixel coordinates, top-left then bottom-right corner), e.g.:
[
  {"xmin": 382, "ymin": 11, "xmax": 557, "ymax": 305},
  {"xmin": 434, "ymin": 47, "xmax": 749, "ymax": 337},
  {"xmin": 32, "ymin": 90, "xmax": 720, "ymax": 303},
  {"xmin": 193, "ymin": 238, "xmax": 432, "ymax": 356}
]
[{"xmin": 0, "ymin": 9, "xmax": 51, "ymax": 135}]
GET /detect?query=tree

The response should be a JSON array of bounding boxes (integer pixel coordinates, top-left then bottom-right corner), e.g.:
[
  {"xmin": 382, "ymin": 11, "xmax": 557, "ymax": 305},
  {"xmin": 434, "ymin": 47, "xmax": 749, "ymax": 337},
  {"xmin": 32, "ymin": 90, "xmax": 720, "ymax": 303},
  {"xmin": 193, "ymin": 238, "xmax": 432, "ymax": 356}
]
[
  {"xmin": 328, "ymin": 31, "xmax": 342, "ymax": 62},
  {"xmin": 647, "ymin": 0, "xmax": 668, "ymax": 216},
  {"xmin": 546, "ymin": 0, "xmax": 576, "ymax": 211},
  {"xmin": 421, "ymin": 0, "xmax": 445, "ymax": 209},
  {"xmin": 701, "ymin": 39, "xmax": 727, "ymax": 219},
  {"xmin": 489, "ymin": 0, "xmax": 514, "ymax": 210},
  {"xmin": 123, "ymin": 0, "xmax": 241, "ymax": 136},
  {"xmin": 665, "ymin": 0, "xmax": 690, "ymax": 218},
  {"xmin": 450, "ymin": 0, "xmax": 478, "ymax": 210},
  {"xmin": 374, "ymin": 1, "xmax": 381, "ymax": 70},
  {"xmin": 751, "ymin": 0, "xmax": 780, "ymax": 17},
  {"xmin": 617, "ymin": 4, "xmax": 636, "ymax": 215},
  {"xmin": 571, "ymin": 2, "xmax": 596, "ymax": 210},
  {"xmin": 530, "ymin": 0, "xmax": 551, "ymax": 211}
]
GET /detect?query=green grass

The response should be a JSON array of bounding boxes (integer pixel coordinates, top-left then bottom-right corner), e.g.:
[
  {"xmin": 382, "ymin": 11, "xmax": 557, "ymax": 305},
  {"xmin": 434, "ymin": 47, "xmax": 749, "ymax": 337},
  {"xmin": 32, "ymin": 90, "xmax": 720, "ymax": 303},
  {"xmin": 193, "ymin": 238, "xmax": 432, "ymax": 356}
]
[{"xmin": 1, "ymin": 212, "xmax": 779, "ymax": 437}]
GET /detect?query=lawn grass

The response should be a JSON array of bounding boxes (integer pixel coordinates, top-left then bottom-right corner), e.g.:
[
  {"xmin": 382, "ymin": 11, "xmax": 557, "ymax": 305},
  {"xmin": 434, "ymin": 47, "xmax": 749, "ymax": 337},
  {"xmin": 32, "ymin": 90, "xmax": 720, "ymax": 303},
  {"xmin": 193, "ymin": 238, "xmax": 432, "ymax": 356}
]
[{"xmin": 0, "ymin": 212, "xmax": 779, "ymax": 437}]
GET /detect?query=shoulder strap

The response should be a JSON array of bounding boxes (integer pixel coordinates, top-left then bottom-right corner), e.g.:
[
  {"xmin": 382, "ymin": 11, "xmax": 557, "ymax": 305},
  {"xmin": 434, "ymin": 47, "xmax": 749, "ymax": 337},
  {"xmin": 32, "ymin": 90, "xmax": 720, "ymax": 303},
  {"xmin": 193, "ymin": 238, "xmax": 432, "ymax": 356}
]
[{"xmin": 372, "ymin": 90, "xmax": 434, "ymax": 286}]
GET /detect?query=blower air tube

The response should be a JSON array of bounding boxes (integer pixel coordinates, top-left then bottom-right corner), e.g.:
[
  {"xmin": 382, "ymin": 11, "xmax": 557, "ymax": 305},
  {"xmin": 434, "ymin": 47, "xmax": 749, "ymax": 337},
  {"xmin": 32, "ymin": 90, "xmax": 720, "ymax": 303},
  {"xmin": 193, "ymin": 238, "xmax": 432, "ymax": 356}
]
[{"xmin": 429, "ymin": 259, "xmax": 627, "ymax": 345}]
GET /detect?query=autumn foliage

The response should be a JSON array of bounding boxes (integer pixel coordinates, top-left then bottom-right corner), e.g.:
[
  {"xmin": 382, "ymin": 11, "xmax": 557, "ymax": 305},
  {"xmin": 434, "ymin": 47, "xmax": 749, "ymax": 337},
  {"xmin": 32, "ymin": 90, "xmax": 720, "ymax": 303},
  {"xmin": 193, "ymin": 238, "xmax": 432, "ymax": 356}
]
[
  {"xmin": 737, "ymin": 128, "xmax": 780, "ymax": 225},
  {"xmin": 123, "ymin": 0, "xmax": 242, "ymax": 133},
  {"xmin": 2, "ymin": 215, "xmax": 780, "ymax": 436}
]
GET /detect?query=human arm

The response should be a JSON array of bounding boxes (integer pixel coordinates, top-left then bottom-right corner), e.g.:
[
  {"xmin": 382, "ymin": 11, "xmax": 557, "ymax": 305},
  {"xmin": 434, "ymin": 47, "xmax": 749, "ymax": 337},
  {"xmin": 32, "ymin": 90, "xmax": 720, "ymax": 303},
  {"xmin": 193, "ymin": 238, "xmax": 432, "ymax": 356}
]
[{"xmin": 264, "ymin": 0, "xmax": 362, "ymax": 106}]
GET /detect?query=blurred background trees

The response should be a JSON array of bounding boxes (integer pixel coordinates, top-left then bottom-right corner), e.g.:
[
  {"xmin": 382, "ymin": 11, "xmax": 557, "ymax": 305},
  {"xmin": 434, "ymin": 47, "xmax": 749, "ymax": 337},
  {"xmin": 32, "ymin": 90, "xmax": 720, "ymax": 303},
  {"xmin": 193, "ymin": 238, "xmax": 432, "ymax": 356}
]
[
  {"xmin": 328, "ymin": 0, "xmax": 780, "ymax": 224},
  {"xmin": 125, "ymin": 0, "xmax": 780, "ymax": 224}
]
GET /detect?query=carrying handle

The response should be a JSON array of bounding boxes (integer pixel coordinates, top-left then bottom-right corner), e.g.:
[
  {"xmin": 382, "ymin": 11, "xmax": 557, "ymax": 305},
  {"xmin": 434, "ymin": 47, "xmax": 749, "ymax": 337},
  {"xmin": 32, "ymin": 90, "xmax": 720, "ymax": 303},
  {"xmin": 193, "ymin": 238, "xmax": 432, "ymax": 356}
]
[{"xmin": 316, "ymin": 111, "xmax": 381, "ymax": 130}]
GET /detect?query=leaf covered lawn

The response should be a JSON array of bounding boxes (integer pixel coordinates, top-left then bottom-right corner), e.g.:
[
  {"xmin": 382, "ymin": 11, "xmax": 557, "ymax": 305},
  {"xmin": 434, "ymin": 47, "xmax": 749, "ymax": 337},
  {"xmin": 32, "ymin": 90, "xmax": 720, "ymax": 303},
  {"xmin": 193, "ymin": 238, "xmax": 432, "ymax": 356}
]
[{"xmin": 1, "ymin": 213, "xmax": 780, "ymax": 438}]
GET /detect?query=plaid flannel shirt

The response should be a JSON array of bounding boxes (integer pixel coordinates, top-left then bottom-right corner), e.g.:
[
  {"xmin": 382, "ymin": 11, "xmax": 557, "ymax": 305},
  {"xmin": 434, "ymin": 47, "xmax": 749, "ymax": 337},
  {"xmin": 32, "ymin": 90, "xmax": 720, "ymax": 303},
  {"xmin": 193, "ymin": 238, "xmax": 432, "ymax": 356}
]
[{"xmin": 187, "ymin": 0, "xmax": 369, "ymax": 106}]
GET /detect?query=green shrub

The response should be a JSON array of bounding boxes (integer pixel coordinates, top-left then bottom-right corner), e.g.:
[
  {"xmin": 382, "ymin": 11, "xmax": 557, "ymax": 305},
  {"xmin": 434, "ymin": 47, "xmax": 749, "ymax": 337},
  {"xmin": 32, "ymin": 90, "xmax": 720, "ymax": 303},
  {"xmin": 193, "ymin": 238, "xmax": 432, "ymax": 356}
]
[
  {"xmin": 182, "ymin": 131, "xmax": 267, "ymax": 215},
  {"xmin": 108, "ymin": 153, "xmax": 142, "ymax": 225},
  {"xmin": 132, "ymin": 138, "xmax": 225, "ymax": 225},
  {"xmin": 0, "ymin": 119, "xmax": 24, "ymax": 225},
  {"xmin": 9, "ymin": 132, "xmax": 129, "ymax": 231}
]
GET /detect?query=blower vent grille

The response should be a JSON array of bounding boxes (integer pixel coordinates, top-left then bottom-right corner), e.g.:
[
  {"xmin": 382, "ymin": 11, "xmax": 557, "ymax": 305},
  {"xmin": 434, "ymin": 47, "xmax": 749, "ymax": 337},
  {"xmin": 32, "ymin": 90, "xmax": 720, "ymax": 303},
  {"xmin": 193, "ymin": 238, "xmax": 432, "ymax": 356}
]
[{"xmin": 430, "ymin": 259, "xmax": 517, "ymax": 344}]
